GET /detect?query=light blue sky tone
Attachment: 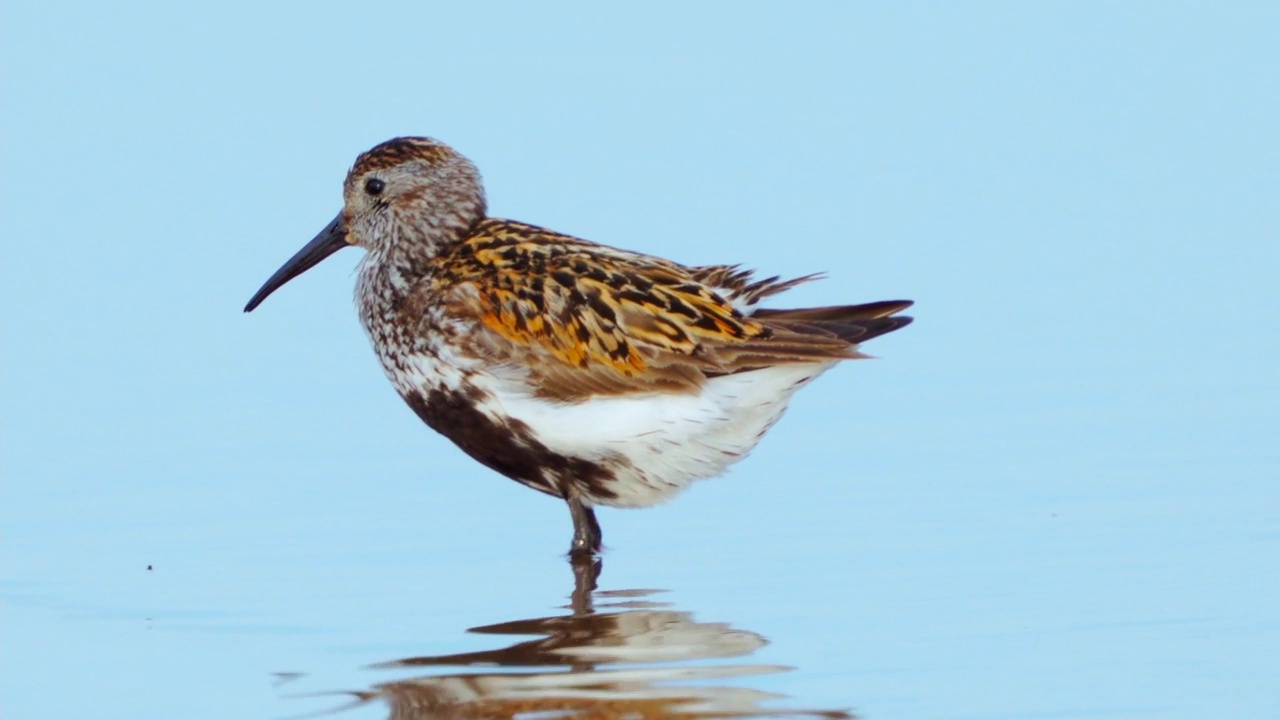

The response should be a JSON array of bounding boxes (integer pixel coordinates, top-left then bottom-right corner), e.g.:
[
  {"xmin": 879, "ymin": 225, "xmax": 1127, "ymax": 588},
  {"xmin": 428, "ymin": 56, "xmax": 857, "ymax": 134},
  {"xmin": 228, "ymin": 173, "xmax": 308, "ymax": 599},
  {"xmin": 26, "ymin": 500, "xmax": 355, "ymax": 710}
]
[{"xmin": 2, "ymin": 3, "xmax": 1277, "ymax": 719}]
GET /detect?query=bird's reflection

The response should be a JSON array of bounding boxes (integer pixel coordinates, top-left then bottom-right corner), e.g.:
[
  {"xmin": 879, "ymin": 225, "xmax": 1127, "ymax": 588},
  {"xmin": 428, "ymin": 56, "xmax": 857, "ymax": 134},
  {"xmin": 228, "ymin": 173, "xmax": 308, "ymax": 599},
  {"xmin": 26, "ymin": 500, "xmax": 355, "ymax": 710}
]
[{"xmin": 339, "ymin": 558, "xmax": 851, "ymax": 719}]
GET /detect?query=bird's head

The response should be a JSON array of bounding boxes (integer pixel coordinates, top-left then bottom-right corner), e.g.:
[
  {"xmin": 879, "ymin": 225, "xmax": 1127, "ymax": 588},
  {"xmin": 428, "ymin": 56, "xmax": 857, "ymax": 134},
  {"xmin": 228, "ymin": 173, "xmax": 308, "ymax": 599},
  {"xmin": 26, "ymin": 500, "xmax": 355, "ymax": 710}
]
[{"xmin": 245, "ymin": 136, "xmax": 485, "ymax": 312}]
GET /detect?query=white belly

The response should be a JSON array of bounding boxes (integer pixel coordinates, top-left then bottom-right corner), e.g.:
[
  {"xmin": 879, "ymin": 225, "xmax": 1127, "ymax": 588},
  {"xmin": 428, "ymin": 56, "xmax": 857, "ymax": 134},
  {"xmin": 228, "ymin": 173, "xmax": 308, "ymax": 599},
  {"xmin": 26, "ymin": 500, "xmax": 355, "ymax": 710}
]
[{"xmin": 472, "ymin": 362, "xmax": 835, "ymax": 507}]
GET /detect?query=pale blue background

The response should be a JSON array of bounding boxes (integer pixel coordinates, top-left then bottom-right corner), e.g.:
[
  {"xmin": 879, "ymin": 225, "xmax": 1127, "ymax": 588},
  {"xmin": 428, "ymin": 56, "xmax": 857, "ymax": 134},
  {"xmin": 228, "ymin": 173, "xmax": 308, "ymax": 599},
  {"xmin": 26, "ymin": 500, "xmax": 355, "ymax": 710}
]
[{"xmin": 2, "ymin": 3, "xmax": 1277, "ymax": 719}]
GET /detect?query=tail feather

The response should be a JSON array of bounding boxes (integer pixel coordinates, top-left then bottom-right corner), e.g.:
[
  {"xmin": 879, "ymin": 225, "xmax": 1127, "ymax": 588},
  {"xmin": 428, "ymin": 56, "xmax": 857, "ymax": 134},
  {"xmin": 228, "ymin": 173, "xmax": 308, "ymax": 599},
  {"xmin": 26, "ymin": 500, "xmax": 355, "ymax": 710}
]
[
  {"xmin": 752, "ymin": 299, "xmax": 914, "ymax": 322},
  {"xmin": 698, "ymin": 300, "xmax": 912, "ymax": 377},
  {"xmin": 753, "ymin": 299, "xmax": 913, "ymax": 344},
  {"xmin": 773, "ymin": 315, "xmax": 913, "ymax": 345}
]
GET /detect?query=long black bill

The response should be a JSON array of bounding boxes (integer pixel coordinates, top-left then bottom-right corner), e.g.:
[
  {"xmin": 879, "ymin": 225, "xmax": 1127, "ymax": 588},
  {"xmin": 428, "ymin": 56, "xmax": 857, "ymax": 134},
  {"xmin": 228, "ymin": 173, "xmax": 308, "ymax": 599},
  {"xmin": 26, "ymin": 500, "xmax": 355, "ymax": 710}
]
[{"xmin": 244, "ymin": 213, "xmax": 349, "ymax": 312}]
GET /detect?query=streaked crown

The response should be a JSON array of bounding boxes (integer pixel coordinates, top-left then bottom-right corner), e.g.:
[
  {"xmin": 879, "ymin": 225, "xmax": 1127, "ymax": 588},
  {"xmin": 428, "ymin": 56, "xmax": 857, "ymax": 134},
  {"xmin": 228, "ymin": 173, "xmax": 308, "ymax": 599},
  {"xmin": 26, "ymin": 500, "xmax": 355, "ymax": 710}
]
[{"xmin": 349, "ymin": 136, "xmax": 464, "ymax": 177}]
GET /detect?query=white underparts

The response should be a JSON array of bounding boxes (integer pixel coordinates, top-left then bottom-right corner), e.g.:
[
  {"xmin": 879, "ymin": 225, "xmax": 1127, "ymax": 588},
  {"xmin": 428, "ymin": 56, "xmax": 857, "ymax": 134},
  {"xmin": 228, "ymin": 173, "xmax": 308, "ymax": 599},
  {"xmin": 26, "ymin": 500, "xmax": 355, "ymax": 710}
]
[{"xmin": 470, "ymin": 361, "xmax": 835, "ymax": 508}]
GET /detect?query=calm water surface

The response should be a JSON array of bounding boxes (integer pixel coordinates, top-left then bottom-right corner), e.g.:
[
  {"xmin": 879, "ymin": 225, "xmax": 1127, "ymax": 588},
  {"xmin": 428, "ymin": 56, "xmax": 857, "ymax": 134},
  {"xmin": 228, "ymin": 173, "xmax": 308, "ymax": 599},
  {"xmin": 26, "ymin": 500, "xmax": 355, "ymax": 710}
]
[
  {"xmin": 332, "ymin": 570, "xmax": 850, "ymax": 719},
  {"xmin": 4, "ymin": 380, "xmax": 1276, "ymax": 720},
  {"xmin": 4, "ymin": 4, "xmax": 1278, "ymax": 718}
]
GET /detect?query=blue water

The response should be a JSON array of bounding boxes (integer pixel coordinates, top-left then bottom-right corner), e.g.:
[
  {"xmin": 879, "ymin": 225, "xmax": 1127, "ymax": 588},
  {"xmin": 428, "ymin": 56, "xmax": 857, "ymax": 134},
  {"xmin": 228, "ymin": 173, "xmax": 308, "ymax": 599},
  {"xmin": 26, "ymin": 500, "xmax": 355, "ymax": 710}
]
[
  {"xmin": 3, "ymin": 3, "xmax": 1278, "ymax": 718},
  {"xmin": 3, "ymin": 339, "xmax": 1275, "ymax": 718}
]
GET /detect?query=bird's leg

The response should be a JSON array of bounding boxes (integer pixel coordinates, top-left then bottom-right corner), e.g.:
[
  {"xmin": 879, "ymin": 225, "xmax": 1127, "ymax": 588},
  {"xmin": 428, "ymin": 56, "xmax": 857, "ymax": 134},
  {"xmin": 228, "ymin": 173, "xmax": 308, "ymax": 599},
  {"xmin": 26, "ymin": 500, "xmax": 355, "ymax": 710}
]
[{"xmin": 566, "ymin": 494, "xmax": 603, "ymax": 558}]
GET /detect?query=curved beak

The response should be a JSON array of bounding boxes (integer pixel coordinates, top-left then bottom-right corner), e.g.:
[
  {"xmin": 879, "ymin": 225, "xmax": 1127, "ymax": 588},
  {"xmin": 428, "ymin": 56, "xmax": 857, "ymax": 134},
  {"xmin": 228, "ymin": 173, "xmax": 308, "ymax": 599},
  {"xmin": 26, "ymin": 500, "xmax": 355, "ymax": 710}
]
[{"xmin": 244, "ymin": 213, "xmax": 349, "ymax": 312}]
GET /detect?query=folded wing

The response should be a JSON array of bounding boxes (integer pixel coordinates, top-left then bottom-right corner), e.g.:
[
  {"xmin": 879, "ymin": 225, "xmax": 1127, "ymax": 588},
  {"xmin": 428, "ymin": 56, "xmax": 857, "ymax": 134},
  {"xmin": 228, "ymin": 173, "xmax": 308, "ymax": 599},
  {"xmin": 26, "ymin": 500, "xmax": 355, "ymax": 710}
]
[{"xmin": 432, "ymin": 220, "xmax": 912, "ymax": 400}]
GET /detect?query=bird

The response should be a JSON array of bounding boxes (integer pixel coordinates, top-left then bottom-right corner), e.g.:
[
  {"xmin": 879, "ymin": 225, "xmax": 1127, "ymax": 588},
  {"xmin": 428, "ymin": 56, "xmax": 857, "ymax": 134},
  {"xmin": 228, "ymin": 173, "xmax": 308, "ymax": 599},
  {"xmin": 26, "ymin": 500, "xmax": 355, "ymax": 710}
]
[{"xmin": 245, "ymin": 136, "xmax": 911, "ymax": 558}]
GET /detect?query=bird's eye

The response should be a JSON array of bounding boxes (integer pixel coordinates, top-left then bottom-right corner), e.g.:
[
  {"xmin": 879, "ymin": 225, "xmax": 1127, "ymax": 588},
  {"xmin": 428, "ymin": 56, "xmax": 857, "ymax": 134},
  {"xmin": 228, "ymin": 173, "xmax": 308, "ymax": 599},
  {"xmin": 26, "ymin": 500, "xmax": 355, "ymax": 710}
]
[{"xmin": 364, "ymin": 178, "xmax": 385, "ymax": 196}]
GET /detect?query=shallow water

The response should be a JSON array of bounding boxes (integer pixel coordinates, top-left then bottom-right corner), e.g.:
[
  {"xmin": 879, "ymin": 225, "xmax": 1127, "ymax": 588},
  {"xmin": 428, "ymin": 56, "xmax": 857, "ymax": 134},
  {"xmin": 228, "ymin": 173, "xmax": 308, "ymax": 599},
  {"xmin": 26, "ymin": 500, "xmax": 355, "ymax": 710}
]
[
  {"xmin": 330, "ymin": 578, "xmax": 850, "ymax": 720},
  {"xmin": 4, "ymin": 375, "xmax": 1276, "ymax": 720},
  {"xmin": 4, "ymin": 3, "xmax": 1279, "ymax": 718}
]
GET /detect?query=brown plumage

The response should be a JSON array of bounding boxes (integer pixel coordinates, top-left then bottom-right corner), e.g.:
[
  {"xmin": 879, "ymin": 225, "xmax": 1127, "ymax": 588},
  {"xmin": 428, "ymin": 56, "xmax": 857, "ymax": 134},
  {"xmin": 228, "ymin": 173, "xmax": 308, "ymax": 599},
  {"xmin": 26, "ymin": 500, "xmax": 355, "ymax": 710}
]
[
  {"xmin": 245, "ymin": 136, "xmax": 912, "ymax": 557},
  {"xmin": 413, "ymin": 218, "xmax": 911, "ymax": 400}
]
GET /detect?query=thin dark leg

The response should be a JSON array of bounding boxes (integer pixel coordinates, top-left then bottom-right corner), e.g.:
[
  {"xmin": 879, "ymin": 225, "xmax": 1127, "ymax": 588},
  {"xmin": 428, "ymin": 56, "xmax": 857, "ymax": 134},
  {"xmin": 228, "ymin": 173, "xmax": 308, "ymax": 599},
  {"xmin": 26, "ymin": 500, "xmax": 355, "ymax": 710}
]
[{"xmin": 567, "ymin": 495, "xmax": 603, "ymax": 557}]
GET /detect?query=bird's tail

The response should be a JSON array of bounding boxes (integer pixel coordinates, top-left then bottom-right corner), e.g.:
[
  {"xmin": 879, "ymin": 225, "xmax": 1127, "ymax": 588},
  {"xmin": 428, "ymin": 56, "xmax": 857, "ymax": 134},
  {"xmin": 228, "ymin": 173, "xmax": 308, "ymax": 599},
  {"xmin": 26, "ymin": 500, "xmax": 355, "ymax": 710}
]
[{"xmin": 752, "ymin": 300, "xmax": 914, "ymax": 345}]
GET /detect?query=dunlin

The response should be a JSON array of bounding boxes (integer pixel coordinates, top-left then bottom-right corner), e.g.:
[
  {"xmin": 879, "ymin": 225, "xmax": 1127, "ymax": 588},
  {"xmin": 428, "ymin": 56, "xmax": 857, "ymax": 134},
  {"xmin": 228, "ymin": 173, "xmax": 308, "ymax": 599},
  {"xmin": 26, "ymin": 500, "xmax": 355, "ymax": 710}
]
[{"xmin": 245, "ymin": 137, "xmax": 911, "ymax": 556}]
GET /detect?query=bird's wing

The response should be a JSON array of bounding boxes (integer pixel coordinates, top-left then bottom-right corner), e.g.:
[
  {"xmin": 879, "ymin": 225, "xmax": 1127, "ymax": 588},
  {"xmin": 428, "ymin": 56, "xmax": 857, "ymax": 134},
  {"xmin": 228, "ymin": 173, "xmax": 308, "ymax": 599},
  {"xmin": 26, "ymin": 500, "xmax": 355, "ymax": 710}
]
[
  {"xmin": 428, "ymin": 220, "xmax": 907, "ymax": 399},
  {"xmin": 686, "ymin": 264, "xmax": 826, "ymax": 313}
]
